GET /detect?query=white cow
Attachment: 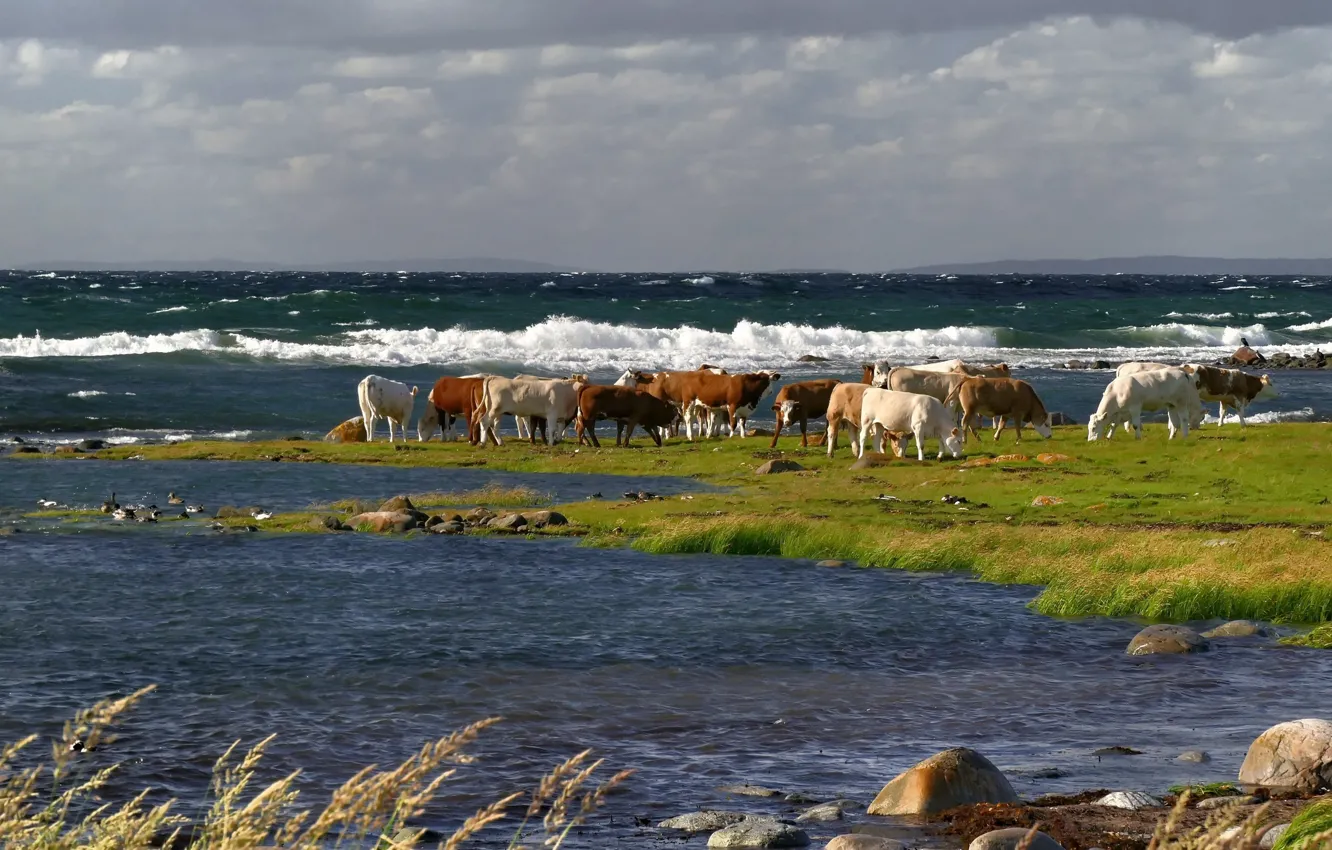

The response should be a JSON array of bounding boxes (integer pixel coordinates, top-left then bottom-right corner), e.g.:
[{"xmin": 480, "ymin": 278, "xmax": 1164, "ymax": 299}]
[
  {"xmin": 858, "ymin": 388, "xmax": 964, "ymax": 461},
  {"xmin": 509, "ymin": 374, "xmax": 587, "ymax": 440},
  {"xmin": 357, "ymin": 375, "xmax": 418, "ymax": 443},
  {"xmin": 477, "ymin": 376, "xmax": 584, "ymax": 446},
  {"xmin": 906, "ymin": 359, "xmax": 1011, "ymax": 378},
  {"xmin": 1087, "ymin": 369, "xmax": 1203, "ymax": 441},
  {"xmin": 1115, "ymin": 361, "xmax": 1174, "ymax": 378}
]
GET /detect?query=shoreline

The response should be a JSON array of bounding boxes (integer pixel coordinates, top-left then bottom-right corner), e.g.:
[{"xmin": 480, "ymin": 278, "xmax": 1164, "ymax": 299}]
[{"xmin": 6, "ymin": 422, "xmax": 1332, "ymax": 634}]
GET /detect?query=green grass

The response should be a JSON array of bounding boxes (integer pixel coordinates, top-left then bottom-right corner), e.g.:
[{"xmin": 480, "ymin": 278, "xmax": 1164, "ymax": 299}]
[
  {"xmin": 1167, "ymin": 782, "xmax": 1238, "ymax": 798},
  {"xmin": 13, "ymin": 422, "xmax": 1332, "ymax": 627},
  {"xmin": 1274, "ymin": 799, "xmax": 1332, "ymax": 850},
  {"xmin": 1279, "ymin": 623, "xmax": 1332, "ymax": 649}
]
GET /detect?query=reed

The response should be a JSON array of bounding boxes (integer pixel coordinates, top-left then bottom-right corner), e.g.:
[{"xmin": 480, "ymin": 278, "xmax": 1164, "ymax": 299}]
[
  {"xmin": 0, "ymin": 689, "xmax": 630, "ymax": 849},
  {"xmin": 1274, "ymin": 800, "xmax": 1332, "ymax": 850}
]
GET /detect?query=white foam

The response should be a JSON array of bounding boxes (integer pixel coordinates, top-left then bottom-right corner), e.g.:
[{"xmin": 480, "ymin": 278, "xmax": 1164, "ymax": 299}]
[
  {"xmin": 1202, "ymin": 407, "xmax": 1316, "ymax": 425},
  {"xmin": 1164, "ymin": 312, "xmax": 1233, "ymax": 321},
  {"xmin": 1220, "ymin": 285, "xmax": 1258, "ymax": 291},
  {"xmin": 68, "ymin": 390, "xmax": 107, "ymax": 398},
  {"xmin": 150, "ymin": 306, "xmax": 190, "ymax": 314},
  {"xmin": 0, "ymin": 329, "xmax": 226, "ymax": 358},
  {"xmin": 34, "ymin": 272, "xmax": 56, "ymax": 278},
  {"xmin": 684, "ymin": 275, "xmax": 715, "ymax": 286},
  {"xmin": 540, "ymin": 281, "xmax": 557, "ymax": 288},
  {"xmin": 1119, "ymin": 322, "xmax": 1270, "ymax": 347},
  {"xmin": 1288, "ymin": 318, "xmax": 1332, "ymax": 332},
  {"xmin": 1257, "ymin": 311, "xmax": 1312, "ymax": 319}
]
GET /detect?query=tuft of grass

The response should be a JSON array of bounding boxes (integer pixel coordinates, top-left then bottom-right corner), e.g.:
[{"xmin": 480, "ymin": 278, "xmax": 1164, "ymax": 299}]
[
  {"xmin": 412, "ymin": 484, "xmax": 553, "ymax": 509},
  {"xmin": 1279, "ymin": 623, "xmax": 1332, "ymax": 649},
  {"xmin": 1274, "ymin": 799, "xmax": 1332, "ymax": 850},
  {"xmin": 0, "ymin": 687, "xmax": 631, "ymax": 850},
  {"xmin": 1168, "ymin": 782, "xmax": 1238, "ymax": 798}
]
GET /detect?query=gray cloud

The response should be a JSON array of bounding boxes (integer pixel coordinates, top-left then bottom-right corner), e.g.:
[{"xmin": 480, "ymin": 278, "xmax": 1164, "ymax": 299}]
[{"xmin": 3, "ymin": 1, "xmax": 1332, "ymax": 50}]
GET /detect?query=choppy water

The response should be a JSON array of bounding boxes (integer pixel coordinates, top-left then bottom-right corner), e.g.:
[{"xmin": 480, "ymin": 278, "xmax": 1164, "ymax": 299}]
[
  {"xmin": 1, "ymin": 271, "xmax": 1330, "ymax": 442},
  {"xmin": 2, "ymin": 528, "xmax": 1327, "ymax": 847}
]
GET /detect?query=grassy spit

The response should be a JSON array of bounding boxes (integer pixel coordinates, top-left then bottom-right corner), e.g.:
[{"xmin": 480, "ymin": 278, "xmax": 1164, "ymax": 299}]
[{"xmin": 16, "ymin": 423, "xmax": 1332, "ymax": 627}]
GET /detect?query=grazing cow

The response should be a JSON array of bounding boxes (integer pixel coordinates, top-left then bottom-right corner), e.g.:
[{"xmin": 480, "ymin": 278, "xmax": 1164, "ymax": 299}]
[
  {"xmin": 1185, "ymin": 365, "xmax": 1279, "ymax": 426},
  {"xmin": 576, "ymin": 385, "xmax": 678, "ymax": 447},
  {"xmin": 1087, "ymin": 369, "xmax": 1203, "ymax": 441},
  {"xmin": 770, "ymin": 379, "xmax": 841, "ymax": 448},
  {"xmin": 1115, "ymin": 361, "xmax": 1173, "ymax": 378},
  {"xmin": 825, "ymin": 382, "xmax": 909, "ymax": 458},
  {"xmin": 858, "ymin": 388, "xmax": 964, "ymax": 461},
  {"xmin": 477, "ymin": 376, "xmax": 584, "ymax": 446},
  {"xmin": 357, "ymin": 375, "xmax": 418, "ymax": 443},
  {"xmin": 947, "ymin": 377, "xmax": 1053, "ymax": 443},
  {"xmin": 861, "ymin": 361, "xmax": 892, "ymax": 387},
  {"xmin": 417, "ymin": 375, "xmax": 487, "ymax": 443},
  {"xmin": 643, "ymin": 370, "xmax": 778, "ymax": 440},
  {"xmin": 882, "ymin": 367, "xmax": 970, "ymax": 415},
  {"xmin": 906, "ymin": 359, "xmax": 1012, "ymax": 378}
]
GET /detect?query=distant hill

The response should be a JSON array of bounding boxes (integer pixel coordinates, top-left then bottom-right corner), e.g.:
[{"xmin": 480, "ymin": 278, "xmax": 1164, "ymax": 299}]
[
  {"xmin": 9, "ymin": 257, "xmax": 593, "ymax": 273},
  {"xmin": 893, "ymin": 256, "xmax": 1332, "ymax": 276}
]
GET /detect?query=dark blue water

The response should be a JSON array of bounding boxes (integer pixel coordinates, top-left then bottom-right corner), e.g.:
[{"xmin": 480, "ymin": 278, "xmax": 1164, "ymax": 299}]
[
  {"xmin": 1, "ymin": 271, "xmax": 1329, "ymax": 441},
  {"xmin": 1, "ymin": 531, "xmax": 1326, "ymax": 847}
]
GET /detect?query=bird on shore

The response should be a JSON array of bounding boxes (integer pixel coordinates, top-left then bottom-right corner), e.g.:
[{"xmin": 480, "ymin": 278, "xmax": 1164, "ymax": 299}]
[
  {"xmin": 37, "ymin": 498, "xmax": 58, "ymax": 508},
  {"xmin": 167, "ymin": 491, "xmax": 184, "ymax": 505},
  {"xmin": 135, "ymin": 513, "xmax": 157, "ymax": 524},
  {"xmin": 101, "ymin": 492, "xmax": 118, "ymax": 513},
  {"xmin": 251, "ymin": 508, "xmax": 273, "ymax": 521},
  {"xmin": 112, "ymin": 507, "xmax": 135, "ymax": 521},
  {"xmin": 185, "ymin": 504, "xmax": 204, "ymax": 514}
]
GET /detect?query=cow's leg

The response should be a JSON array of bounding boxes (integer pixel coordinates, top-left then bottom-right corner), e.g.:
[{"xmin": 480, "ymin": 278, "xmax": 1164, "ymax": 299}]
[
  {"xmin": 1131, "ymin": 410, "xmax": 1143, "ymax": 440},
  {"xmin": 589, "ymin": 420, "xmax": 602, "ymax": 449},
  {"xmin": 623, "ymin": 418, "xmax": 638, "ymax": 447},
  {"xmin": 770, "ymin": 415, "xmax": 783, "ymax": 448},
  {"xmin": 727, "ymin": 406, "xmax": 741, "ymax": 439},
  {"xmin": 913, "ymin": 425, "xmax": 927, "ymax": 461},
  {"xmin": 857, "ymin": 422, "xmax": 870, "ymax": 457},
  {"xmin": 544, "ymin": 408, "xmax": 558, "ymax": 445},
  {"xmin": 826, "ymin": 420, "xmax": 838, "ymax": 457},
  {"xmin": 649, "ymin": 422, "xmax": 663, "ymax": 447},
  {"xmin": 1216, "ymin": 400, "xmax": 1226, "ymax": 426},
  {"xmin": 1235, "ymin": 401, "xmax": 1247, "ymax": 427},
  {"xmin": 799, "ymin": 417, "xmax": 809, "ymax": 447}
]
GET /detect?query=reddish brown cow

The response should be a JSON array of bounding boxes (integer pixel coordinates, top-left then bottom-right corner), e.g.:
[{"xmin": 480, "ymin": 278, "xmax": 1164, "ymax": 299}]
[
  {"xmin": 418, "ymin": 376, "xmax": 486, "ymax": 444},
  {"xmin": 576, "ymin": 385, "xmax": 678, "ymax": 447},
  {"xmin": 770, "ymin": 379, "xmax": 841, "ymax": 448},
  {"xmin": 645, "ymin": 370, "xmax": 778, "ymax": 440},
  {"xmin": 947, "ymin": 377, "xmax": 1052, "ymax": 443}
]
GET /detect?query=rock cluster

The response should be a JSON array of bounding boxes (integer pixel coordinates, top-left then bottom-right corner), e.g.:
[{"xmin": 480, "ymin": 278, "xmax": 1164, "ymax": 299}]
[{"xmin": 338, "ymin": 494, "xmax": 568, "ymax": 535}]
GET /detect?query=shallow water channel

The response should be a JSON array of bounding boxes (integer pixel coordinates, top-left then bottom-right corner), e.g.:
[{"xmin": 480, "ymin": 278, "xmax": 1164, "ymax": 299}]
[{"xmin": 0, "ymin": 464, "xmax": 1327, "ymax": 847}]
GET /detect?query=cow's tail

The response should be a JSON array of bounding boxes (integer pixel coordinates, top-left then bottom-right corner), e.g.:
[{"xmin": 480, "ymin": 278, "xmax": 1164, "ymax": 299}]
[
  {"xmin": 410, "ymin": 385, "xmax": 419, "ymax": 397},
  {"xmin": 943, "ymin": 381, "xmax": 964, "ymax": 409}
]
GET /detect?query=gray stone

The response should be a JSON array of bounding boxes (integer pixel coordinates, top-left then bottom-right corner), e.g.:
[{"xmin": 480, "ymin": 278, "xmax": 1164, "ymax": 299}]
[
  {"xmin": 1126, "ymin": 624, "xmax": 1209, "ymax": 655},
  {"xmin": 527, "ymin": 510, "xmax": 569, "ymax": 528},
  {"xmin": 657, "ymin": 811, "xmax": 750, "ymax": 832},
  {"xmin": 708, "ymin": 818, "xmax": 809, "ymax": 849},
  {"xmin": 868, "ymin": 747, "xmax": 1018, "ymax": 816},
  {"xmin": 797, "ymin": 802, "xmax": 848, "ymax": 823},
  {"xmin": 968, "ymin": 828, "xmax": 1065, "ymax": 850},
  {"xmin": 1177, "ymin": 750, "xmax": 1211, "ymax": 763},
  {"xmin": 378, "ymin": 494, "xmax": 417, "ymax": 513},
  {"xmin": 488, "ymin": 513, "xmax": 528, "ymax": 531},
  {"xmin": 424, "ymin": 515, "xmax": 445, "ymax": 530},
  {"xmin": 1095, "ymin": 791, "xmax": 1163, "ymax": 810},
  {"xmin": 816, "ymin": 560, "xmax": 847, "ymax": 568},
  {"xmin": 430, "ymin": 521, "xmax": 465, "ymax": 535},
  {"xmin": 755, "ymin": 459, "xmax": 805, "ymax": 475},
  {"xmin": 1201, "ymin": 620, "xmax": 1272, "ymax": 639},
  {"xmin": 1197, "ymin": 794, "xmax": 1260, "ymax": 810},
  {"xmin": 825, "ymin": 837, "xmax": 906, "ymax": 850},
  {"xmin": 718, "ymin": 784, "xmax": 784, "ymax": 798},
  {"xmin": 1260, "ymin": 824, "xmax": 1290, "ymax": 849},
  {"xmin": 1239, "ymin": 718, "xmax": 1332, "ymax": 792},
  {"xmin": 465, "ymin": 507, "xmax": 496, "ymax": 524},
  {"xmin": 349, "ymin": 511, "xmax": 420, "ymax": 533},
  {"xmin": 311, "ymin": 515, "xmax": 346, "ymax": 532}
]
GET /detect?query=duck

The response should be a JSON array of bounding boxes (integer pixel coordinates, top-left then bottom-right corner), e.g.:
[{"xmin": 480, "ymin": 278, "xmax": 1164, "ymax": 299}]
[
  {"xmin": 112, "ymin": 507, "xmax": 135, "ymax": 521},
  {"xmin": 36, "ymin": 498, "xmax": 58, "ymax": 508},
  {"xmin": 100, "ymin": 492, "xmax": 119, "ymax": 514},
  {"xmin": 167, "ymin": 491, "xmax": 184, "ymax": 505},
  {"xmin": 179, "ymin": 510, "xmax": 190, "ymax": 520},
  {"xmin": 185, "ymin": 504, "xmax": 205, "ymax": 514},
  {"xmin": 251, "ymin": 509, "xmax": 273, "ymax": 521},
  {"xmin": 135, "ymin": 513, "xmax": 157, "ymax": 524}
]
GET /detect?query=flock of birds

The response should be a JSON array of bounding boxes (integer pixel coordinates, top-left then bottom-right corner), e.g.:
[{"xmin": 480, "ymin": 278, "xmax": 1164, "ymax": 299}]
[{"xmin": 38, "ymin": 490, "xmax": 274, "ymax": 523}]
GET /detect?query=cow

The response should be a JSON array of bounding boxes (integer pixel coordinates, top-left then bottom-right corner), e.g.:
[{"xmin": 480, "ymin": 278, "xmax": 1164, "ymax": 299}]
[
  {"xmin": 882, "ymin": 367, "xmax": 970, "ymax": 415},
  {"xmin": 1087, "ymin": 369, "xmax": 1204, "ymax": 441},
  {"xmin": 946, "ymin": 377, "xmax": 1053, "ymax": 443},
  {"xmin": 826, "ymin": 383, "xmax": 871, "ymax": 457},
  {"xmin": 417, "ymin": 375, "xmax": 487, "ymax": 443},
  {"xmin": 477, "ymin": 376, "xmax": 584, "ymax": 446},
  {"xmin": 1115, "ymin": 361, "xmax": 1174, "ymax": 378},
  {"xmin": 906, "ymin": 359, "xmax": 1012, "ymax": 378},
  {"xmin": 861, "ymin": 361, "xmax": 892, "ymax": 387},
  {"xmin": 511, "ymin": 374, "xmax": 589, "ymax": 441},
  {"xmin": 357, "ymin": 375, "xmax": 418, "ymax": 443},
  {"xmin": 642, "ymin": 370, "xmax": 778, "ymax": 440},
  {"xmin": 575, "ymin": 385, "xmax": 678, "ymax": 447},
  {"xmin": 859, "ymin": 388, "xmax": 964, "ymax": 461},
  {"xmin": 1184, "ymin": 365, "xmax": 1279, "ymax": 427},
  {"xmin": 770, "ymin": 379, "xmax": 841, "ymax": 448}
]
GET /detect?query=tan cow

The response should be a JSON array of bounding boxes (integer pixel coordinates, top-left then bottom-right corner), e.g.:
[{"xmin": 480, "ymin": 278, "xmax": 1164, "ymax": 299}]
[
  {"xmin": 947, "ymin": 377, "xmax": 1053, "ymax": 443},
  {"xmin": 824, "ymin": 383, "xmax": 908, "ymax": 458},
  {"xmin": 905, "ymin": 359, "xmax": 1011, "ymax": 378},
  {"xmin": 883, "ymin": 367, "xmax": 970, "ymax": 414},
  {"xmin": 1184, "ymin": 365, "xmax": 1279, "ymax": 426}
]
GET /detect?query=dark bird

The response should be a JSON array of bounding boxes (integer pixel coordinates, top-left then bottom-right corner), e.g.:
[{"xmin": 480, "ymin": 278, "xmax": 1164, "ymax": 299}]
[
  {"xmin": 101, "ymin": 492, "xmax": 118, "ymax": 513},
  {"xmin": 1241, "ymin": 337, "xmax": 1251, "ymax": 347}
]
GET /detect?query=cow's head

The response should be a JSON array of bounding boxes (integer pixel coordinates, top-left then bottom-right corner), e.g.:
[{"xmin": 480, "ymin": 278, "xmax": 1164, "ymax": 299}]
[
  {"xmin": 616, "ymin": 369, "xmax": 653, "ymax": 387},
  {"xmin": 1257, "ymin": 374, "xmax": 1279, "ymax": 400},
  {"xmin": 1087, "ymin": 413, "xmax": 1107, "ymax": 441},
  {"xmin": 943, "ymin": 427, "xmax": 964, "ymax": 458},
  {"xmin": 991, "ymin": 363, "xmax": 1012, "ymax": 376},
  {"xmin": 871, "ymin": 364, "xmax": 892, "ymax": 389},
  {"xmin": 775, "ymin": 399, "xmax": 800, "ymax": 427},
  {"xmin": 698, "ymin": 364, "xmax": 727, "ymax": 374}
]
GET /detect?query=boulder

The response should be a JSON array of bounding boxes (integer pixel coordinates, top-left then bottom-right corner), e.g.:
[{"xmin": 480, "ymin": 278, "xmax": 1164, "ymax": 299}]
[
  {"xmin": 968, "ymin": 828, "xmax": 1064, "ymax": 850},
  {"xmin": 349, "ymin": 511, "xmax": 419, "ymax": 533},
  {"xmin": 1094, "ymin": 791, "xmax": 1163, "ymax": 810},
  {"xmin": 378, "ymin": 494, "xmax": 417, "ymax": 513},
  {"xmin": 824, "ymin": 837, "xmax": 906, "ymax": 850},
  {"xmin": 79, "ymin": 439, "xmax": 107, "ymax": 451},
  {"xmin": 816, "ymin": 560, "xmax": 847, "ymax": 568},
  {"xmin": 465, "ymin": 507, "xmax": 497, "ymax": 525},
  {"xmin": 1261, "ymin": 824, "xmax": 1290, "ymax": 849},
  {"xmin": 53, "ymin": 446, "xmax": 84, "ymax": 455},
  {"xmin": 311, "ymin": 515, "xmax": 347, "ymax": 532},
  {"xmin": 1126, "ymin": 624, "xmax": 1209, "ymax": 656},
  {"xmin": 1238, "ymin": 718, "xmax": 1332, "ymax": 792},
  {"xmin": 430, "ymin": 521, "xmax": 465, "ymax": 535},
  {"xmin": 867, "ymin": 747, "xmax": 1018, "ymax": 816},
  {"xmin": 849, "ymin": 453, "xmax": 895, "ymax": 470},
  {"xmin": 1232, "ymin": 346, "xmax": 1265, "ymax": 366},
  {"xmin": 718, "ymin": 784, "xmax": 783, "ymax": 798},
  {"xmin": 324, "ymin": 416, "xmax": 368, "ymax": 443},
  {"xmin": 798, "ymin": 354, "xmax": 831, "ymax": 363},
  {"xmin": 527, "ymin": 510, "xmax": 569, "ymax": 528},
  {"xmin": 424, "ymin": 515, "xmax": 445, "ymax": 530},
  {"xmin": 1201, "ymin": 620, "xmax": 1272, "ymax": 639},
  {"xmin": 708, "ymin": 818, "xmax": 809, "ymax": 849},
  {"xmin": 796, "ymin": 801, "xmax": 848, "ymax": 823},
  {"xmin": 488, "ymin": 513, "xmax": 528, "ymax": 531},
  {"xmin": 1197, "ymin": 794, "xmax": 1260, "ymax": 810},
  {"xmin": 755, "ymin": 460, "xmax": 804, "ymax": 475},
  {"xmin": 657, "ymin": 811, "xmax": 750, "ymax": 832},
  {"xmin": 1177, "ymin": 750, "xmax": 1211, "ymax": 763}
]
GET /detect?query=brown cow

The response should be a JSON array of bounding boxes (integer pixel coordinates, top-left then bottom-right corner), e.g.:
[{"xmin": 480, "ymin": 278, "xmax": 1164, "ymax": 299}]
[
  {"xmin": 417, "ymin": 376, "xmax": 486, "ymax": 444},
  {"xmin": 1184, "ymin": 364, "xmax": 1278, "ymax": 427},
  {"xmin": 576, "ymin": 385, "xmax": 678, "ymax": 447},
  {"xmin": 645, "ymin": 370, "xmax": 778, "ymax": 440},
  {"xmin": 770, "ymin": 379, "xmax": 841, "ymax": 448},
  {"xmin": 825, "ymin": 382, "xmax": 908, "ymax": 458},
  {"xmin": 947, "ymin": 377, "xmax": 1053, "ymax": 443}
]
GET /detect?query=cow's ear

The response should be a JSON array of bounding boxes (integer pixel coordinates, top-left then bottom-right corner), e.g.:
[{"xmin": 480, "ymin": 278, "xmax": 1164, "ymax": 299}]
[{"xmin": 951, "ymin": 428, "xmax": 960, "ymax": 437}]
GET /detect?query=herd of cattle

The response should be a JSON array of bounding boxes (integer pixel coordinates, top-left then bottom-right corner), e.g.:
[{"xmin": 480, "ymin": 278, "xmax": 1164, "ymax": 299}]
[{"xmin": 353, "ymin": 359, "xmax": 1279, "ymax": 461}]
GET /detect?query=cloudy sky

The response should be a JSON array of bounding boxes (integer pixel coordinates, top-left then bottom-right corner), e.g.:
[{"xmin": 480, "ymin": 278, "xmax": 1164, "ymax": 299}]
[{"xmin": 3, "ymin": 2, "xmax": 1332, "ymax": 270}]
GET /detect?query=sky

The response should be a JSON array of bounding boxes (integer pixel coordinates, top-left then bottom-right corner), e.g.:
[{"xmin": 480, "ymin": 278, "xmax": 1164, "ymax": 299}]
[{"xmin": 3, "ymin": 2, "xmax": 1332, "ymax": 271}]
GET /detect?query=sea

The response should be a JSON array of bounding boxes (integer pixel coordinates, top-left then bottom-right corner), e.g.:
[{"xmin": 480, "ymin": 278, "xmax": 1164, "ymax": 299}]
[
  {"xmin": 1, "ymin": 270, "xmax": 1330, "ymax": 441},
  {"xmin": 2, "ymin": 271, "xmax": 1331, "ymax": 847}
]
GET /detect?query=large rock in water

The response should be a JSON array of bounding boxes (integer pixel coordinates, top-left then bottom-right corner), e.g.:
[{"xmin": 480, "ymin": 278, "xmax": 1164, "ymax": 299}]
[
  {"xmin": 867, "ymin": 747, "xmax": 1018, "ymax": 816},
  {"xmin": 824, "ymin": 837, "xmax": 906, "ymax": 850},
  {"xmin": 349, "ymin": 511, "xmax": 419, "ymax": 533},
  {"xmin": 1126, "ymin": 624, "xmax": 1209, "ymax": 655},
  {"xmin": 1201, "ymin": 620, "xmax": 1272, "ymax": 639},
  {"xmin": 657, "ymin": 811, "xmax": 749, "ymax": 832},
  {"xmin": 707, "ymin": 818, "xmax": 809, "ymax": 849},
  {"xmin": 324, "ymin": 416, "xmax": 367, "ymax": 443},
  {"xmin": 1238, "ymin": 719, "xmax": 1332, "ymax": 792},
  {"xmin": 968, "ymin": 828, "xmax": 1064, "ymax": 850}
]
